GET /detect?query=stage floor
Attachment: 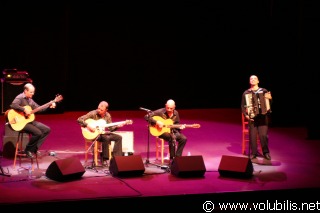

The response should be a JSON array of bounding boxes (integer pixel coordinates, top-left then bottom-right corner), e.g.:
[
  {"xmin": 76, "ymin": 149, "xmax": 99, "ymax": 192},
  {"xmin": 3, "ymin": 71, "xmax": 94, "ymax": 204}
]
[{"xmin": 1, "ymin": 109, "xmax": 319, "ymax": 211}]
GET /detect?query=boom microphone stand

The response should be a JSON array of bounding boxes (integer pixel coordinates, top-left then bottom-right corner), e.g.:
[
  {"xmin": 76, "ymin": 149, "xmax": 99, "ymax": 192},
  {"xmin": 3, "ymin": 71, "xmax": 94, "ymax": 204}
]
[
  {"xmin": 140, "ymin": 107, "xmax": 165, "ymax": 169},
  {"xmin": 84, "ymin": 134, "xmax": 101, "ymax": 172}
]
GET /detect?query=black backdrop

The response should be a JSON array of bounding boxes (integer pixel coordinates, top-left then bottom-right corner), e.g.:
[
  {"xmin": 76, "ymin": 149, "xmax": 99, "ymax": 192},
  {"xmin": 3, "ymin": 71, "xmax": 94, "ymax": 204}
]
[{"xmin": 0, "ymin": 1, "xmax": 319, "ymax": 130}]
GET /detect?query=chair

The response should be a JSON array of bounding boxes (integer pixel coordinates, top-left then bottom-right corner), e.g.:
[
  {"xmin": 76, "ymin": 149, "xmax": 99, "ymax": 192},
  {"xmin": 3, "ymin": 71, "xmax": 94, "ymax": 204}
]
[
  {"xmin": 155, "ymin": 137, "xmax": 169, "ymax": 165},
  {"xmin": 13, "ymin": 131, "xmax": 39, "ymax": 171},
  {"xmin": 241, "ymin": 113, "xmax": 262, "ymax": 155},
  {"xmin": 84, "ymin": 139, "xmax": 111, "ymax": 167}
]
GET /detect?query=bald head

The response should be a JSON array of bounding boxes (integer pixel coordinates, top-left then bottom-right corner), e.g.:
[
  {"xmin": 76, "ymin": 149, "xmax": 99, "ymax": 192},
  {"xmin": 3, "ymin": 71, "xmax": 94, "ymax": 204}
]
[
  {"xmin": 24, "ymin": 83, "xmax": 35, "ymax": 91},
  {"xmin": 99, "ymin": 101, "xmax": 109, "ymax": 109},
  {"xmin": 23, "ymin": 83, "xmax": 35, "ymax": 99},
  {"xmin": 165, "ymin": 99, "xmax": 176, "ymax": 109}
]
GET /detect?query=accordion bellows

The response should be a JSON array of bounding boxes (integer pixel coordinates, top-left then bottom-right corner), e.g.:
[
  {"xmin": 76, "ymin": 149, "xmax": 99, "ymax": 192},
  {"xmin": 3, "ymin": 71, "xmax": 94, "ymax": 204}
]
[{"xmin": 245, "ymin": 91, "xmax": 270, "ymax": 118}]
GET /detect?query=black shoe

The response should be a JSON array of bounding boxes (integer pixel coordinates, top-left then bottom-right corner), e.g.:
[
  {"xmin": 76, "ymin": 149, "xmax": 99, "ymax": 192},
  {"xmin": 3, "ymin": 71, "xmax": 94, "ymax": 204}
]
[
  {"xmin": 250, "ymin": 154, "xmax": 257, "ymax": 159},
  {"xmin": 102, "ymin": 160, "xmax": 108, "ymax": 167},
  {"xmin": 264, "ymin": 153, "xmax": 271, "ymax": 160},
  {"xmin": 25, "ymin": 151, "xmax": 35, "ymax": 159}
]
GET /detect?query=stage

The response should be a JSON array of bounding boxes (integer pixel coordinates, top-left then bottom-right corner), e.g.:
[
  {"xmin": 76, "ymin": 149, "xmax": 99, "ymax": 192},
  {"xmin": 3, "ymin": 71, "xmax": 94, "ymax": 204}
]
[{"xmin": 1, "ymin": 109, "xmax": 319, "ymax": 211}]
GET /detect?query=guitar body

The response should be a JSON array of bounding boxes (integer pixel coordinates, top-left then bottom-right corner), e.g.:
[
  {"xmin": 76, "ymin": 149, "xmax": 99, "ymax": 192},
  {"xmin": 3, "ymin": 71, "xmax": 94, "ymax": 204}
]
[
  {"xmin": 149, "ymin": 116, "xmax": 172, "ymax": 137},
  {"xmin": 7, "ymin": 106, "xmax": 35, "ymax": 131},
  {"xmin": 81, "ymin": 119, "xmax": 107, "ymax": 140},
  {"xmin": 149, "ymin": 115, "xmax": 201, "ymax": 137},
  {"xmin": 82, "ymin": 119, "xmax": 133, "ymax": 140}
]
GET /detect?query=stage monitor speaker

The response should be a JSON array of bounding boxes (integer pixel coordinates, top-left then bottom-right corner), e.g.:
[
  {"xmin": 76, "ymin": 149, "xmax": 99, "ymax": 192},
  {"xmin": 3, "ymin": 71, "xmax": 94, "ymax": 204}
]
[
  {"xmin": 45, "ymin": 157, "xmax": 85, "ymax": 182},
  {"xmin": 109, "ymin": 155, "xmax": 145, "ymax": 177},
  {"xmin": 218, "ymin": 155, "xmax": 253, "ymax": 178},
  {"xmin": 1, "ymin": 79, "xmax": 32, "ymax": 114},
  {"xmin": 170, "ymin": 156, "xmax": 206, "ymax": 177}
]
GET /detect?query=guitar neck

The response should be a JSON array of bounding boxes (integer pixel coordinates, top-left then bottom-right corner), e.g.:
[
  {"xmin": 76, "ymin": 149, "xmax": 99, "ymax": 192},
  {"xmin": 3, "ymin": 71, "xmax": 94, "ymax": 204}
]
[
  {"xmin": 105, "ymin": 121, "xmax": 124, "ymax": 128},
  {"xmin": 167, "ymin": 124, "xmax": 189, "ymax": 128},
  {"xmin": 167, "ymin": 124, "xmax": 200, "ymax": 129},
  {"xmin": 31, "ymin": 100, "xmax": 54, "ymax": 114}
]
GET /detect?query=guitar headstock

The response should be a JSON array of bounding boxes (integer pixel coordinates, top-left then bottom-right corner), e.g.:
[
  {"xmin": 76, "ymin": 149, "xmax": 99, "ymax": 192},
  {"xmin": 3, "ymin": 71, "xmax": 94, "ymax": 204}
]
[
  {"xmin": 54, "ymin": 94, "xmax": 64, "ymax": 103},
  {"xmin": 192, "ymin": 124, "xmax": 201, "ymax": 128}
]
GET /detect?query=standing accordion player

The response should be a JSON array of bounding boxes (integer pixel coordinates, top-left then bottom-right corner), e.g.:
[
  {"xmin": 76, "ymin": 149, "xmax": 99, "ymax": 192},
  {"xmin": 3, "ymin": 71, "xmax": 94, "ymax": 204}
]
[{"xmin": 244, "ymin": 88, "xmax": 271, "ymax": 119}]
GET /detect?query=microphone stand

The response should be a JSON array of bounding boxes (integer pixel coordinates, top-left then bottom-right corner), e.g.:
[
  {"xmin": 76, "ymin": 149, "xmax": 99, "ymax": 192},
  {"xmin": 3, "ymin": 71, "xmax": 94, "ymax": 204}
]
[
  {"xmin": 141, "ymin": 108, "xmax": 166, "ymax": 170},
  {"xmin": 84, "ymin": 134, "xmax": 100, "ymax": 172}
]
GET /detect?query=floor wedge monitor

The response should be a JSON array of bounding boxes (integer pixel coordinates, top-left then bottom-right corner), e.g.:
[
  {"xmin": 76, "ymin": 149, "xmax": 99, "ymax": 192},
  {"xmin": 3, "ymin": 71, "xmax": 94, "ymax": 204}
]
[
  {"xmin": 218, "ymin": 155, "xmax": 253, "ymax": 178},
  {"xmin": 46, "ymin": 157, "xmax": 85, "ymax": 182},
  {"xmin": 109, "ymin": 155, "xmax": 145, "ymax": 177},
  {"xmin": 170, "ymin": 156, "xmax": 206, "ymax": 177}
]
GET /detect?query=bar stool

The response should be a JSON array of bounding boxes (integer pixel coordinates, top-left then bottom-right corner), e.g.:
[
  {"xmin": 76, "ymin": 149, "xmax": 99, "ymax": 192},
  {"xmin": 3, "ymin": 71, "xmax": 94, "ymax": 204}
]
[
  {"xmin": 155, "ymin": 137, "xmax": 169, "ymax": 165},
  {"xmin": 85, "ymin": 138, "xmax": 111, "ymax": 167},
  {"xmin": 13, "ymin": 131, "xmax": 39, "ymax": 171}
]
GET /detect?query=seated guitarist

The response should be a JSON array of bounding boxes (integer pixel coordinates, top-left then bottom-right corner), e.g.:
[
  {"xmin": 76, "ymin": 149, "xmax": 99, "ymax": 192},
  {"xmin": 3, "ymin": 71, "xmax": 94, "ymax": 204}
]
[
  {"xmin": 9, "ymin": 83, "xmax": 56, "ymax": 159},
  {"xmin": 77, "ymin": 101, "xmax": 124, "ymax": 167},
  {"xmin": 144, "ymin": 99, "xmax": 187, "ymax": 162}
]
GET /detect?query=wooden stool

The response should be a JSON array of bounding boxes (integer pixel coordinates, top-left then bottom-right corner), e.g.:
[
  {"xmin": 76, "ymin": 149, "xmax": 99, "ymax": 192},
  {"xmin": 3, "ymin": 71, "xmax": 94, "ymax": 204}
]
[
  {"xmin": 155, "ymin": 137, "xmax": 169, "ymax": 165},
  {"xmin": 13, "ymin": 131, "xmax": 39, "ymax": 171},
  {"xmin": 85, "ymin": 139, "xmax": 111, "ymax": 167}
]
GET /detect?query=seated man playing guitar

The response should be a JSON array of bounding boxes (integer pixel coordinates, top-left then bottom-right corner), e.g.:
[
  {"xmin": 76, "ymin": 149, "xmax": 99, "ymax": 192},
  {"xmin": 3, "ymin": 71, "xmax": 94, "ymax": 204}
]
[
  {"xmin": 144, "ymin": 99, "xmax": 189, "ymax": 162},
  {"xmin": 77, "ymin": 101, "xmax": 130, "ymax": 167},
  {"xmin": 8, "ymin": 83, "xmax": 61, "ymax": 159}
]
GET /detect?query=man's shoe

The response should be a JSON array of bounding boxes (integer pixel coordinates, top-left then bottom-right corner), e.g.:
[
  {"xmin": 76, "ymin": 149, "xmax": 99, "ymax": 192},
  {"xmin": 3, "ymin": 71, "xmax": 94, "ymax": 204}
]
[
  {"xmin": 102, "ymin": 160, "xmax": 108, "ymax": 167},
  {"xmin": 36, "ymin": 151, "xmax": 41, "ymax": 157},
  {"xmin": 250, "ymin": 154, "xmax": 257, "ymax": 159},
  {"xmin": 25, "ymin": 151, "xmax": 35, "ymax": 159},
  {"xmin": 264, "ymin": 153, "xmax": 271, "ymax": 160}
]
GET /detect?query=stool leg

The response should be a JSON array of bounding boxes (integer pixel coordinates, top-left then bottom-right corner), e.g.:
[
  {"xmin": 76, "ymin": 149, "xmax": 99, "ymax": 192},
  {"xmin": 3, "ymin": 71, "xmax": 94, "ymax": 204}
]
[
  {"xmin": 13, "ymin": 138, "xmax": 20, "ymax": 169},
  {"xmin": 242, "ymin": 133, "xmax": 246, "ymax": 155},
  {"xmin": 161, "ymin": 139, "xmax": 165, "ymax": 165},
  {"xmin": 35, "ymin": 155, "xmax": 39, "ymax": 169},
  {"xmin": 85, "ymin": 141, "xmax": 88, "ymax": 163},
  {"xmin": 155, "ymin": 138, "xmax": 159, "ymax": 161},
  {"xmin": 94, "ymin": 142, "xmax": 98, "ymax": 166},
  {"xmin": 108, "ymin": 143, "xmax": 112, "ymax": 160},
  {"xmin": 13, "ymin": 132, "xmax": 23, "ymax": 169}
]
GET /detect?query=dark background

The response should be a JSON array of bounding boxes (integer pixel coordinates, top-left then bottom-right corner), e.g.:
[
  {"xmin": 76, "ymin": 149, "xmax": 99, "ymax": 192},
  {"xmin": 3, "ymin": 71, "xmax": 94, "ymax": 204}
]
[{"xmin": 0, "ymin": 1, "xmax": 319, "ymax": 131}]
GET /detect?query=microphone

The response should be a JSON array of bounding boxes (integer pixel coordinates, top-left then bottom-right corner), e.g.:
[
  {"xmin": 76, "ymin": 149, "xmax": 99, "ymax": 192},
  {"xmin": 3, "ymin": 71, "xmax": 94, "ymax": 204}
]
[{"xmin": 139, "ymin": 107, "xmax": 152, "ymax": 112}]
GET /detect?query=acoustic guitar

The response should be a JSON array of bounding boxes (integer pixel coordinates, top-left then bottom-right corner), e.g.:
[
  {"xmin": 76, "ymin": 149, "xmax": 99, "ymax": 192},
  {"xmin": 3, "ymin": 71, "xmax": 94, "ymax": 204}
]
[
  {"xmin": 81, "ymin": 118, "xmax": 133, "ymax": 140},
  {"xmin": 7, "ymin": 94, "xmax": 63, "ymax": 131},
  {"xmin": 149, "ymin": 116, "xmax": 200, "ymax": 137}
]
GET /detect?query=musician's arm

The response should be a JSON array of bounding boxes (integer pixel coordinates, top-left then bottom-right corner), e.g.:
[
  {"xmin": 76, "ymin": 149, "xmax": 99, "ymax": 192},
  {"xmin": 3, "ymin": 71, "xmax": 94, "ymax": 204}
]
[
  {"xmin": 77, "ymin": 111, "xmax": 96, "ymax": 127},
  {"xmin": 10, "ymin": 99, "xmax": 26, "ymax": 112},
  {"xmin": 264, "ymin": 90, "xmax": 273, "ymax": 114},
  {"xmin": 144, "ymin": 109, "xmax": 161, "ymax": 126},
  {"xmin": 106, "ymin": 113, "xmax": 118, "ymax": 132},
  {"xmin": 172, "ymin": 111, "xmax": 184, "ymax": 131},
  {"xmin": 264, "ymin": 91, "xmax": 272, "ymax": 100}
]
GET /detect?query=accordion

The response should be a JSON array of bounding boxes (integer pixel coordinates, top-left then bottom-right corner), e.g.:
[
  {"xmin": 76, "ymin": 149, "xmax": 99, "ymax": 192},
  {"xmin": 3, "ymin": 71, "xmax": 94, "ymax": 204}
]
[{"xmin": 245, "ymin": 91, "xmax": 271, "ymax": 118}]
